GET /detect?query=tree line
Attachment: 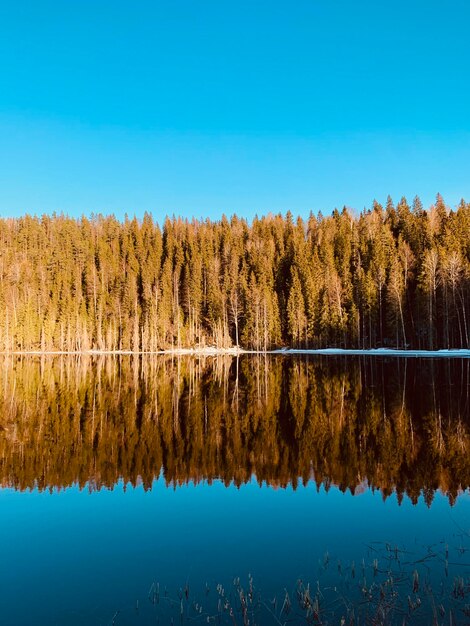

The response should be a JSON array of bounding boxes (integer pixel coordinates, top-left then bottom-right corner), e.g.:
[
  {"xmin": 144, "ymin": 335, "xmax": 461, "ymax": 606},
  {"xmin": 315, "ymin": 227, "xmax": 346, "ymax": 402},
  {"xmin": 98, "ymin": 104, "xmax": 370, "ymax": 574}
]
[
  {"xmin": 0, "ymin": 194, "xmax": 469, "ymax": 351},
  {"xmin": 0, "ymin": 355, "xmax": 468, "ymax": 503}
]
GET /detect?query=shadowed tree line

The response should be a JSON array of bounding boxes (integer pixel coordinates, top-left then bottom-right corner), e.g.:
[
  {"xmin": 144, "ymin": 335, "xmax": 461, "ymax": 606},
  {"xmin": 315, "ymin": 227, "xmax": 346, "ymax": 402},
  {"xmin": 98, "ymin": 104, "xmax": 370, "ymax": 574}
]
[
  {"xmin": 0, "ymin": 195, "xmax": 469, "ymax": 352},
  {"xmin": 0, "ymin": 355, "xmax": 468, "ymax": 503}
]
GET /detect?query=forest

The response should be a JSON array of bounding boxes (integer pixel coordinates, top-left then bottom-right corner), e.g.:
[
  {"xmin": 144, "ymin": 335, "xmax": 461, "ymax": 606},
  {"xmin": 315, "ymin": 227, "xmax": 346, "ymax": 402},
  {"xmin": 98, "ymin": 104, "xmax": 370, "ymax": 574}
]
[
  {"xmin": 0, "ymin": 194, "xmax": 469, "ymax": 351},
  {"xmin": 0, "ymin": 355, "xmax": 468, "ymax": 501}
]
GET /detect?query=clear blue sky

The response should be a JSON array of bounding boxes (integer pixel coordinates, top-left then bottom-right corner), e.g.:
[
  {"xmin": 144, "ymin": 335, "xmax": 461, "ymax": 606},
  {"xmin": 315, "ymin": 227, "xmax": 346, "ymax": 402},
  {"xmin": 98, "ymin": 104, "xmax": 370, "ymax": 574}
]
[{"xmin": 1, "ymin": 0, "xmax": 470, "ymax": 221}]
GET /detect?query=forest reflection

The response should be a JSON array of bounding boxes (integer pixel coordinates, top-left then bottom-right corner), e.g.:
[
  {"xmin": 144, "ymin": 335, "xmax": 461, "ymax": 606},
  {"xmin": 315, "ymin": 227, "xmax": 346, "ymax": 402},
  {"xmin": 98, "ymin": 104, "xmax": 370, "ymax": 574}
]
[{"xmin": 0, "ymin": 355, "xmax": 468, "ymax": 504}]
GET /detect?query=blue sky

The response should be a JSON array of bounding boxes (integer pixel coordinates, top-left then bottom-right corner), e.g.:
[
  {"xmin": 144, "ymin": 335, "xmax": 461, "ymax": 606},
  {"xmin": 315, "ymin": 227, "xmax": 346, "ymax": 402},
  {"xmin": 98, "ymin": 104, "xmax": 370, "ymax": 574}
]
[{"xmin": 1, "ymin": 0, "xmax": 470, "ymax": 221}]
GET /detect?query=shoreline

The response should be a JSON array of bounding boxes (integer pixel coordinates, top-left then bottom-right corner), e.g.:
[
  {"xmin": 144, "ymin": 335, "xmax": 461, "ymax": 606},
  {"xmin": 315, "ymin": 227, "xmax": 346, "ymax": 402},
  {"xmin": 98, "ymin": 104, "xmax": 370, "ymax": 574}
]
[{"xmin": 1, "ymin": 347, "xmax": 470, "ymax": 358}]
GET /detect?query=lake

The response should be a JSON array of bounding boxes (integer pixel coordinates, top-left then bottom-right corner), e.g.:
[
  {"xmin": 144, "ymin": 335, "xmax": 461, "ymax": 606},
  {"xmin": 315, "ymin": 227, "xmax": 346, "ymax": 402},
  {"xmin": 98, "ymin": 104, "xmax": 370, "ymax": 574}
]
[{"xmin": 0, "ymin": 355, "xmax": 469, "ymax": 625}]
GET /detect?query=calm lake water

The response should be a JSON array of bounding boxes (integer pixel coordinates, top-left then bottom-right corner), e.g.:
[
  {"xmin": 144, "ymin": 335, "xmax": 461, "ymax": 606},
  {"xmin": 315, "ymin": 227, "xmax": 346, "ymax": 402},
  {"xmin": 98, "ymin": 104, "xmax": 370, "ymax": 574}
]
[{"xmin": 0, "ymin": 355, "xmax": 469, "ymax": 625}]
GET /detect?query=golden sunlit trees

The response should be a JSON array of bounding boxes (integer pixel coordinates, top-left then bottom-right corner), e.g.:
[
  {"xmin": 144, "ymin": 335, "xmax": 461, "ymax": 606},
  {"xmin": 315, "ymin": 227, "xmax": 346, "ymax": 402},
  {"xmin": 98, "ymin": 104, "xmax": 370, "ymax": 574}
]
[{"xmin": 0, "ymin": 196, "xmax": 468, "ymax": 352}]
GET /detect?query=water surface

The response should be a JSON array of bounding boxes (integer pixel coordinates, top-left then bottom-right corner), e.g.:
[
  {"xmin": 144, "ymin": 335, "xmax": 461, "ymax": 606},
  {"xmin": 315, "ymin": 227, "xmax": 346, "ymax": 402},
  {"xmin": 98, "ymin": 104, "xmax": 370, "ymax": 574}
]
[{"xmin": 0, "ymin": 355, "xmax": 469, "ymax": 624}]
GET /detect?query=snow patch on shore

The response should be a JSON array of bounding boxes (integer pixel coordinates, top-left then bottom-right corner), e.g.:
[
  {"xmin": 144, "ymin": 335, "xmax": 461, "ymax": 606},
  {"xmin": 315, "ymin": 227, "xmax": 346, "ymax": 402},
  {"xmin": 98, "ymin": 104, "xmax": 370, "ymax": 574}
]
[
  {"xmin": 2, "ymin": 347, "xmax": 469, "ymax": 358},
  {"xmin": 273, "ymin": 348, "xmax": 470, "ymax": 358}
]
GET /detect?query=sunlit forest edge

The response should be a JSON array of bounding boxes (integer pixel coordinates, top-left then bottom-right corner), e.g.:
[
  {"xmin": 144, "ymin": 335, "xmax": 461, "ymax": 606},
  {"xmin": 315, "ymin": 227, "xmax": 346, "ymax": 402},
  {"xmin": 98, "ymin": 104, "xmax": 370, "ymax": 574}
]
[{"xmin": 1, "ymin": 195, "xmax": 469, "ymax": 352}]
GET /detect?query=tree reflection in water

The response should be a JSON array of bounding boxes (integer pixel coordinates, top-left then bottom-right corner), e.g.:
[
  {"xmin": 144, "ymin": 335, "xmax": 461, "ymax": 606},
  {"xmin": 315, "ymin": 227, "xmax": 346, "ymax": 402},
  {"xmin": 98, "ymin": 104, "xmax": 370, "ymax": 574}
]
[{"xmin": 0, "ymin": 355, "xmax": 468, "ymax": 504}]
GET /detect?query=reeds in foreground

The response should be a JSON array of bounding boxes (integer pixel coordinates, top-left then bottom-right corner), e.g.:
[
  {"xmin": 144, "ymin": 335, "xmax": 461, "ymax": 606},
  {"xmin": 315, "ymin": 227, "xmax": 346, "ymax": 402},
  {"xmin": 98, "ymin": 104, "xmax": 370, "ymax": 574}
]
[{"xmin": 103, "ymin": 536, "xmax": 470, "ymax": 625}]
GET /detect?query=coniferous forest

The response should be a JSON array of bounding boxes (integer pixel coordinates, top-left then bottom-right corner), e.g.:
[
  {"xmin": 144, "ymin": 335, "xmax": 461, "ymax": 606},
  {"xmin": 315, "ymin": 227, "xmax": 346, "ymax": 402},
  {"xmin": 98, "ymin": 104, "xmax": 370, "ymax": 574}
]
[{"xmin": 0, "ymin": 194, "xmax": 469, "ymax": 352}]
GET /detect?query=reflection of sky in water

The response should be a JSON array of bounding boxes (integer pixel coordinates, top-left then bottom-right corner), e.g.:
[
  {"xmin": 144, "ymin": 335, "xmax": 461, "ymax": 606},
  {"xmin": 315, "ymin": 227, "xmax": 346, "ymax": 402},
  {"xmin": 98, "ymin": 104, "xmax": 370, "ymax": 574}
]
[{"xmin": 0, "ymin": 480, "xmax": 469, "ymax": 625}]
